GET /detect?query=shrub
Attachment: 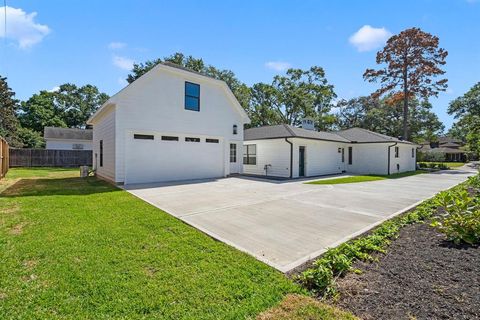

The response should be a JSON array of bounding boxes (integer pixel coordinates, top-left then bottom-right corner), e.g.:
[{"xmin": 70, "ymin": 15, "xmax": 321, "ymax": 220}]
[
  {"xmin": 431, "ymin": 210, "xmax": 480, "ymax": 245},
  {"xmin": 431, "ymin": 176, "xmax": 480, "ymax": 245}
]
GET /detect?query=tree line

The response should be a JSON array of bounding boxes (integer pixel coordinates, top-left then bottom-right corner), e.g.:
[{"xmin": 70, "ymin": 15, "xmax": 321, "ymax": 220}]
[{"xmin": 0, "ymin": 27, "xmax": 478, "ymax": 156}]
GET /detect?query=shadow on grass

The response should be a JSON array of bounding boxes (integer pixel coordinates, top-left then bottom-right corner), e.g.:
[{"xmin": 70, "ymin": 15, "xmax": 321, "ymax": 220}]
[{"xmin": 0, "ymin": 177, "xmax": 119, "ymax": 198}]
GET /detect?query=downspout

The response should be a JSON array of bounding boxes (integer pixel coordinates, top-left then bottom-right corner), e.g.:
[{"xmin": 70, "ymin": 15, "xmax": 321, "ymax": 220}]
[
  {"xmin": 285, "ymin": 138, "xmax": 293, "ymax": 178},
  {"xmin": 387, "ymin": 142, "xmax": 398, "ymax": 175}
]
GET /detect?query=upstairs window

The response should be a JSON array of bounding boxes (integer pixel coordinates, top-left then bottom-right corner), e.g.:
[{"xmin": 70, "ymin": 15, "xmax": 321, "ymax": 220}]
[
  {"xmin": 185, "ymin": 82, "xmax": 200, "ymax": 111},
  {"xmin": 185, "ymin": 137, "xmax": 200, "ymax": 142},
  {"xmin": 243, "ymin": 144, "xmax": 256, "ymax": 165},
  {"xmin": 233, "ymin": 125, "xmax": 238, "ymax": 135}
]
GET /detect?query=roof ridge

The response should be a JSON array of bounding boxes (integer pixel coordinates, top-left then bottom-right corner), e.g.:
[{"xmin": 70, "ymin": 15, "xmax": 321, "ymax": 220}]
[{"xmin": 283, "ymin": 124, "xmax": 297, "ymax": 137}]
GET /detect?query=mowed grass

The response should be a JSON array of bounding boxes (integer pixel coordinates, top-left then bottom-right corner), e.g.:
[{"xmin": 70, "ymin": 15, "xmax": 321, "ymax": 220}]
[
  {"xmin": 306, "ymin": 170, "xmax": 427, "ymax": 185},
  {"xmin": 418, "ymin": 161, "xmax": 465, "ymax": 169},
  {"xmin": 0, "ymin": 168, "xmax": 307, "ymax": 319}
]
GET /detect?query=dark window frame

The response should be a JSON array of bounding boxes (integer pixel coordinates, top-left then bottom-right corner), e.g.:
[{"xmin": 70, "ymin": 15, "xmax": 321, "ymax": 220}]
[
  {"xmin": 348, "ymin": 146, "xmax": 353, "ymax": 165},
  {"xmin": 206, "ymin": 138, "xmax": 219, "ymax": 143},
  {"xmin": 230, "ymin": 143, "xmax": 237, "ymax": 163},
  {"xmin": 233, "ymin": 124, "xmax": 238, "ymax": 135},
  {"xmin": 395, "ymin": 146, "xmax": 399, "ymax": 158},
  {"xmin": 185, "ymin": 81, "xmax": 200, "ymax": 112},
  {"xmin": 134, "ymin": 134, "xmax": 154, "ymax": 140},
  {"xmin": 243, "ymin": 144, "xmax": 257, "ymax": 165},
  {"xmin": 161, "ymin": 136, "xmax": 179, "ymax": 141},
  {"xmin": 99, "ymin": 140, "xmax": 103, "ymax": 167},
  {"xmin": 341, "ymin": 148, "xmax": 345, "ymax": 163},
  {"xmin": 185, "ymin": 137, "xmax": 200, "ymax": 142},
  {"xmin": 411, "ymin": 148, "xmax": 415, "ymax": 158}
]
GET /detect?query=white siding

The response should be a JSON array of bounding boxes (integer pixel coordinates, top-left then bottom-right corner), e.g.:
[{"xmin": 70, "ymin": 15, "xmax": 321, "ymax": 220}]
[
  {"xmin": 243, "ymin": 139, "xmax": 291, "ymax": 178},
  {"xmin": 45, "ymin": 140, "xmax": 92, "ymax": 150},
  {"xmin": 346, "ymin": 144, "xmax": 389, "ymax": 175},
  {"xmin": 243, "ymin": 139, "xmax": 417, "ymax": 179},
  {"xmin": 291, "ymin": 138, "xmax": 344, "ymax": 178},
  {"xmin": 92, "ymin": 108, "xmax": 116, "ymax": 182},
  {"xmin": 389, "ymin": 144, "xmax": 417, "ymax": 174},
  {"xmin": 113, "ymin": 67, "xmax": 245, "ymax": 183}
]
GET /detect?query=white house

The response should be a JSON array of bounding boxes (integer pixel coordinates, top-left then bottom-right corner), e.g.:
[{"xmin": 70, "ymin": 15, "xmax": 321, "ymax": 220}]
[
  {"xmin": 243, "ymin": 121, "xmax": 417, "ymax": 179},
  {"xmin": 44, "ymin": 127, "xmax": 93, "ymax": 150},
  {"xmin": 87, "ymin": 62, "xmax": 250, "ymax": 185}
]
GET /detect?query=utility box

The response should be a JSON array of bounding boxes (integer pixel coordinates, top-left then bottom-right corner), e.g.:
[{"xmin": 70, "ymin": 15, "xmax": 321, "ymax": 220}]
[{"xmin": 80, "ymin": 166, "xmax": 89, "ymax": 178}]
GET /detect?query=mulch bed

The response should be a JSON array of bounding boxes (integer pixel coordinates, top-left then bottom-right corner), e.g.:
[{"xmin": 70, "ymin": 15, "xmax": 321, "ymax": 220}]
[{"xmin": 335, "ymin": 222, "xmax": 480, "ymax": 320}]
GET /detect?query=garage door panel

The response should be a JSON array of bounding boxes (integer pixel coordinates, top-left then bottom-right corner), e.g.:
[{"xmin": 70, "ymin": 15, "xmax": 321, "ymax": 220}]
[{"xmin": 125, "ymin": 136, "xmax": 224, "ymax": 184}]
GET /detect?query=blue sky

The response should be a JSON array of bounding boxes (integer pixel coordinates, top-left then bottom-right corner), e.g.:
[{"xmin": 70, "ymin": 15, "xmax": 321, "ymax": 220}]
[{"xmin": 2, "ymin": 0, "xmax": 479, "ymax": 129}]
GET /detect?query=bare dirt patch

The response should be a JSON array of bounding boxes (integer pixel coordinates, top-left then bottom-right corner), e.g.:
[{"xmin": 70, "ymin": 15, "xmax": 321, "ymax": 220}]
[
  {"xmin": 257, "ymin": 294, "xmax": 357, "ymax": 320},
  {"xmin": 335, "ymin": 222, "xmax": 480, "ymax": 320},
  {"xmin": 9, "ymin": 222, "xmax": 27, "ymax": 235}
]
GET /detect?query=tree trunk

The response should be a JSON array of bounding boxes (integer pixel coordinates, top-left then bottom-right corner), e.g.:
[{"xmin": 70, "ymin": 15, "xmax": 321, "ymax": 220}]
[
  {"xmin": 403, "ymin": 95, "xmax": 409, "ymax": 141},
  {"xmin": 403, "ymin": 68, "xmax": 409, "ymax": 141}
]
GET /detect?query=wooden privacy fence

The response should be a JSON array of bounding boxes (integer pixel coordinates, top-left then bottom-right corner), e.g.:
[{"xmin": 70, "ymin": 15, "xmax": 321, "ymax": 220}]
[
  {"xmin": 9, "ymin": 149, "xmax": 92, "ymax": 167},
  {"xmin": 0, "ymin": 137, "xmax": 9, "ymax": 179}
]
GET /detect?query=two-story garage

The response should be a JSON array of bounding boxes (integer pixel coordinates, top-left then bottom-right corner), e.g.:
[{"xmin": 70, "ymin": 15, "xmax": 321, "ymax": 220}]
[{"xmin": 87, "ymin": 62, "xmax": 250, "ymax": 184}]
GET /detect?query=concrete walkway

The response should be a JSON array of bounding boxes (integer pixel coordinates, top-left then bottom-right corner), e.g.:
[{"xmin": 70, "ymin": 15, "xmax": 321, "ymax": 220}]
[{"xmin": 125, "ymin": 168, "xmax": 475, "ymax": 272}]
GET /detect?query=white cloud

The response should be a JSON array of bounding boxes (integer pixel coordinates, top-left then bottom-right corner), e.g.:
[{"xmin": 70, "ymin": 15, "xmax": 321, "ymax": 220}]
[
  {"xmin": 265, "ymin": 61, "xmax": 292, "ymax": 71},
  {"xmin": 48, "ymin": 86, "xmax": 60, "ymax": 92},
  {"xmin": 108, "ymin": 42, "xmax": 127, "ymax": 50},
  {"xmin": 0, "ymin": 6, "xmax": 50, "ymax": 49},
  {"xmin": 349, "ymin": 25, "xmax": 392, "ymax": 52},
  {"xmin": 112, "ymin": 55, "xmax": 134, "ymax": 71}
]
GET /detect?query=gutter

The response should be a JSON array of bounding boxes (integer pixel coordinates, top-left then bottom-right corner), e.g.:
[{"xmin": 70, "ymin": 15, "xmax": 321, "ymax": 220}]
[
  {"xmin": 285, "ymin": 138, "xmax": 293, "ymax": 178},
  {"xmin": 387, "ymin": 142, "xmax": 398, "ymax": 175}
]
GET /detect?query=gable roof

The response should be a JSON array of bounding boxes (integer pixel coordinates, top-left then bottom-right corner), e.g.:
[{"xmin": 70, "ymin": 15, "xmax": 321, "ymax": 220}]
[
  {"xmin": 244, "ymin": 124, "xmax": 350, "ymax": 142},
  {"xmin": 88, "ymin": 62, "xmax": 250, "ymax": 124},
  {"xmin": 335, "ymin": 127, "xmax": 413, "ymax": 144},
  {"xmin": 245, "ymin": 125, "xmax": 415, "ymax": 144},
  {"xmin": 44, "ymin": 127, "xmax": 92, "ymax": 141}
]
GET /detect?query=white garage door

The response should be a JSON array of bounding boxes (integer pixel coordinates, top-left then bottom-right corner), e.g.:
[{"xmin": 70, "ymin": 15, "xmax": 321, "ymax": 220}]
[{"xmin": 125, "ymin": 134, "xmax": 225, "ymax": 184}]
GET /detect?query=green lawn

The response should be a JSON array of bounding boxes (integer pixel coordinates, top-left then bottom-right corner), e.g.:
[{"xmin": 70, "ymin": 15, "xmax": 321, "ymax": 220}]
[
  {"xmin": 0, "ymin": 168, "xmax": 298, "ymax": 319},
  {"xmin": 418, "ymin": 161, "xmax": 465, "ymax": 169},
  {"xmin": 306, "ymin": 170, "xmax": 426, "ymax": 185},
  {"xmin": 0, "ymin": 168, "xmax": 354, "ymax": 319}
]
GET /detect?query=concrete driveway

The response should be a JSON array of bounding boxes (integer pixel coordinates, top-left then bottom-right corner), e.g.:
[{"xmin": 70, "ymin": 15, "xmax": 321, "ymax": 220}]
[{"xmin": 125, "ymin": 169, "xmax": 475, "ymax": 272}]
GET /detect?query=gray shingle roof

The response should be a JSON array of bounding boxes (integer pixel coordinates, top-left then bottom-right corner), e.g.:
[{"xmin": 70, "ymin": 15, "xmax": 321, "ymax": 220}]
[
  {"xmin": 244, "ymin": 125, "xmax": 414, "ymax": 144},
  {"xmin": 244, "ymin": 124, "xmax": 350, "ymax": 142},
  {"xmin": 44, "ymin": 127, "xmax": 93, "ymax": 140},
  {"xmin": 336, "ymin": 127, "xmax": 414, "ymax": 144}
]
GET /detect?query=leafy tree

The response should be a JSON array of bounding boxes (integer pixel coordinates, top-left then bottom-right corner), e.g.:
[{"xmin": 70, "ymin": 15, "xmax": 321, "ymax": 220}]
[
  {"xmin": 0, "ymin": 75, "xmax": 22, "ymax": 147},
  {"xmin": 19, "ymin": 91, "xmax": 67, "ymax": 133},
  {"xmin": 364, "ymin": 27, "xmax": 448, "ymax": 141},
  {"xmin": 127, "ymin": 52, "xmax": 251, "ymax": 110},
  {"xmin": 19, "ymin": 84, "xmax": 109, "ymax": 133},
  {"xmin": 54, "ymin": 84, "xmax": 109, "ymax": 128},
  {"xmin": 248, "ymin": 67, "xmax": 337, "ymax": 130},
  {"xmin": 17, "ymin": 127, "xmax": 45, "ymax": 148},
  {"xmin": 448, "ymin": 82, "xmax": 480, "ymax": 157},
  {"xmin": 336, "ymin": 96, "xmax": 444, "ymax": 142}
]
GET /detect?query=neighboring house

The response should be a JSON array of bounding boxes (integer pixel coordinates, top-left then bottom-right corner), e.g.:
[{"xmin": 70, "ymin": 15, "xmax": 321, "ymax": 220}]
[
  {"xmin": 243, "ymin": 121, "xmax": 417, "ymax": 179},
  {"xmin": 419, "ymin": 137, "xmax": 466, "ymax": 162},
  {"xmin": 87, "ymin": 62, "xmax": 250, "ymax": 184},
  {"xmin": 44, "ymin": 127, "xmax": 93, "ymax": 150}
]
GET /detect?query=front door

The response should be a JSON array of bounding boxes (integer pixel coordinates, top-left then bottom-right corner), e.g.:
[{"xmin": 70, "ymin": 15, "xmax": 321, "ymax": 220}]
[{"xmin": 299, "ymin": 146, "xmax": 305, "ymax": 177}]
